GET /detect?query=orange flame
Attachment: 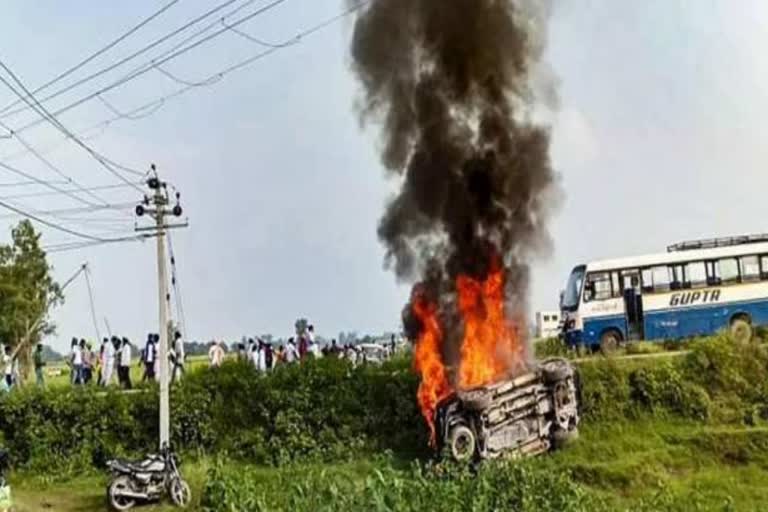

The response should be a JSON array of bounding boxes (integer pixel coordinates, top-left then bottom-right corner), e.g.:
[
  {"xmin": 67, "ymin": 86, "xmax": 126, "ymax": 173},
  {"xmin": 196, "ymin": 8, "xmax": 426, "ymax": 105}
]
[
  {"xmin": 411, "ymin": 290, "xmax": 451, "ymax": 445},
  {"xmin": 412, "ymin": 258, "xmax": 527, "ymax": 445}
]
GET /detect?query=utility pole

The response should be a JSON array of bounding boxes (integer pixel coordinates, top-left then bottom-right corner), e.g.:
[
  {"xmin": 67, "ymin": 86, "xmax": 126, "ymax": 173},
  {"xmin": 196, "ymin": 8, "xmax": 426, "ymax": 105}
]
[{"xmin": 136, "ymin": 164, "xmax": 187, "ymax": 449}]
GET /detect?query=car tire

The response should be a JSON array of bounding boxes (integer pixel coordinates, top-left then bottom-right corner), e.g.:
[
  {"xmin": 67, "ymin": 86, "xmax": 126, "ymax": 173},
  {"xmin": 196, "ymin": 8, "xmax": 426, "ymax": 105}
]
[
  {"xmin": 540, "ymin": 358, "xmax": 573, "ymax": 384},
  {"xmin": 730, "ymin": 318, "xmax": 753, "ymax": 345},
  {"xmin": 448, "ymin": 425, "xmax": 476, "ymax": 462}
]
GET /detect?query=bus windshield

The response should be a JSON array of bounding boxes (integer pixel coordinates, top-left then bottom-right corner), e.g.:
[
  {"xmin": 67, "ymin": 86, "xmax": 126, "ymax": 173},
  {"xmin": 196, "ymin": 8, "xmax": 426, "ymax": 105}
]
[{"xmin": 563, "ymin": 266, "xmax": 585, "ymax": 311}]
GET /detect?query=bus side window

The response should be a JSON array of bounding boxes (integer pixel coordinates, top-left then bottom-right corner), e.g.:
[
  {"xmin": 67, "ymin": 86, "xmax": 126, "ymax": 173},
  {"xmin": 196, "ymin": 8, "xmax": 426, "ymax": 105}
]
[
  {"xmin": 741, "ymin": 255, "xmax": 760, "ymax": 283},
  {"xmin": 611, "ymin": 272, "xmax": 621, "ymax": 297},
  {"xmin": 761, "ymin": 255, "xmax": 768, "ymax": 280},
  {"xmin": 584, "ymin": 272, "xmax": 612, "ymax": 301},
  {"xmin": 651, "ymin": 266, "xmax": 671, "ymax": 293},
  {"xmin": 641, "ymin": 268, "xmax": 654, "ymax": 293},
  {"xmin": 719, "ymin": 258, "xmax": 739, "ymax": 285},
  {"xmin": 685, "ymin": 261, "xmax": 707, "ymax": 288}
]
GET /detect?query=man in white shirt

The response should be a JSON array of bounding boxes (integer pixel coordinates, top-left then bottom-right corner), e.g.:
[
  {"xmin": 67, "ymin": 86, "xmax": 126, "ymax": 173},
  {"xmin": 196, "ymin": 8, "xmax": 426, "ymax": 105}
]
[
  {"xmin": 101, "ymin": 337, "xmax": 116, "ymax": 386},
  {"xmin": 208, "ymin": 341, "xmax": 225, "ymax": 368},
  {"xmin": 118, "ymin": 338, "xmax": 132, "ymax": 389},
  {"xmin": 171, "ymin": 331, "xmax": 185, "ymax": 383},
  {"xmin": 285, "ymin": 338, "xmax": 298, "ymax": 364},
  {"xmin": 70, "ymin": 337, "xmax": 83, "ymax": 385}
]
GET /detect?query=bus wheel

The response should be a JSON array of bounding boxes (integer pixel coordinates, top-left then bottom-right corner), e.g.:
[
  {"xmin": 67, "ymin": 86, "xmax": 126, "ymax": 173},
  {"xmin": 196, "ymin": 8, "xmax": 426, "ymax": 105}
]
[
  {"xmin": 730, "ymin": 318, "xmax": 753, "ymax": 344},
  {"xmin": 599, "ymin": 330, "xmax": 621, "ymax": 355}
]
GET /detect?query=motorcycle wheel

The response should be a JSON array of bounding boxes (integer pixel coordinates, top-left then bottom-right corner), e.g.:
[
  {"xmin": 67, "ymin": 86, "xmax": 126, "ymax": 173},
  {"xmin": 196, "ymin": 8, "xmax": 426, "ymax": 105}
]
[
  {"xmin": 107, "ymin": 476, "xmax": 136, "ymax": 511},
  {"xmin": 169, "ymin": 477, "xmax": 191, "ymax": 508}
]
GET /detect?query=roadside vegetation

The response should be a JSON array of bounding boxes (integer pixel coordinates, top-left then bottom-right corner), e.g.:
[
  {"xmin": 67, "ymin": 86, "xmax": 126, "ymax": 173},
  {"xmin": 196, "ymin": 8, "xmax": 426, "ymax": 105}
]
[{"xmin": 4, "ymin": 332, "xmax": 768, "ymax": 510}]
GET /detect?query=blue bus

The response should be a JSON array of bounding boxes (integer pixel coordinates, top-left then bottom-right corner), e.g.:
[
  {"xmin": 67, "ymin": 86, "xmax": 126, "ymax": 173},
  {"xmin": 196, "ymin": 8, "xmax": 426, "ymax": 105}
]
[{"xmin": 560, "ymin": 235, "xmax": 768, "ymax": 351}]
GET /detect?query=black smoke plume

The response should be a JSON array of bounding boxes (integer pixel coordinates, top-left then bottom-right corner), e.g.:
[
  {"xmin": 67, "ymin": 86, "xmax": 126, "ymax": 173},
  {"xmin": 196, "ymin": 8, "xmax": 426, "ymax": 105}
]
[{"xmin": 349, "ymin": 0, "xmax": 558, "ymax": 353}]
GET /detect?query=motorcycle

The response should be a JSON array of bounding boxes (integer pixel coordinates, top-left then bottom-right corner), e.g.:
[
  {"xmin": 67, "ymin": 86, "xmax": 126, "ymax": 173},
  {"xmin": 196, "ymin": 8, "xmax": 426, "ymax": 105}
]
[
  {"xmin": 106, "ymin": 444, "xmax": 191, "ymax": 510},
  {"xmin": 0, "ymin": 449, "xmax": 11, "ymax": 512}
]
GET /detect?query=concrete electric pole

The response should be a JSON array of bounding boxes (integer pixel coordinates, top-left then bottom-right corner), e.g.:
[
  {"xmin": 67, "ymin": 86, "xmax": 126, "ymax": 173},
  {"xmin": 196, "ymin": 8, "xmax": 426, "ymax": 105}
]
[{"xmin": 136, "ymin": 164, "xmax": 187, "ymax": 449}]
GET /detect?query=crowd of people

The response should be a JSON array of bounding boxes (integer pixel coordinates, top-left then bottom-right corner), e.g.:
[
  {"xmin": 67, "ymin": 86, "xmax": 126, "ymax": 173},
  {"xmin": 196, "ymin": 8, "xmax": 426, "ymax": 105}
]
[
  {"xmin": 14, "ymin": 331, "xmax": 188, "ymax": 390},
  {"xmin": 209, "ymin": 326, "xmax": 400, "ymax": 371},
  {"xmin": 0, "ymin": 323, "xmax": 400, "ymax": 391}
]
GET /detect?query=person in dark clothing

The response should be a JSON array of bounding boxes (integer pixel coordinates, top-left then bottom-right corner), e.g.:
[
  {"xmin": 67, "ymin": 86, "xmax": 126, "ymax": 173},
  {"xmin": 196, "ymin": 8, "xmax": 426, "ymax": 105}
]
[
  {"xmin": 34, "ymin": 343, "xmax": 46, "ymax": 387},
  {"xmin": 264, "ymin": 343, "xmax": 274, "ymax": 370},
  {"xmin": 298, "ymin": 335, "xmax": 308, "ymax": 360},
  {"xmin": 118, "ymin": 338, "xmax": 133, "ymax": 389},
  {"xmin": 143, "ymin": 334, "xmax": 156, "ymax": 382}
]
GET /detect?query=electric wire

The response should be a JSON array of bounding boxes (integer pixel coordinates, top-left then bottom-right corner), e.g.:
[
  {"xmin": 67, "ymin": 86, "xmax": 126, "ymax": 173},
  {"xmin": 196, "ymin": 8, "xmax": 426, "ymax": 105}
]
[
  {"xmin": 2, "ymin": 2, "xmax": 368, "ymax": 159},
  {"xmin": 7, "ymin": 0, "xmax": 291, "ymax": 135},
  {"xmin": 0, "ymin": 62, "xmax": 147, "ymax": 188},
  {"xmin": 0, "ymin": 0, "xmax": 182, "ymax": 116},
  {"xmin": 0, "ymin": 181, "xmax": 142, "ymax": 200},
  {"xmin": 0, "ymin": 0, "xmax": 255, "ymax": 121},
  {"xmin": 43, "ymin": 233, "xmax": 157, "ymax": 253}
]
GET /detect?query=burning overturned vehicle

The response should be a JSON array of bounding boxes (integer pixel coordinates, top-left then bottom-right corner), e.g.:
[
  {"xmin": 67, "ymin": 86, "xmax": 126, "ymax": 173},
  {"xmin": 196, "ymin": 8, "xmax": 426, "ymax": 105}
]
[
  {"xmin": 435, "ymin": 358, "xmax": 580, "ymax": 462},
  {"xmin": 347, "ymin": 0, "xmax": 570, "ymax": 466},
  {"xmin": 408, "ymin": 260, "xmax": 582, "ymax": 463}
]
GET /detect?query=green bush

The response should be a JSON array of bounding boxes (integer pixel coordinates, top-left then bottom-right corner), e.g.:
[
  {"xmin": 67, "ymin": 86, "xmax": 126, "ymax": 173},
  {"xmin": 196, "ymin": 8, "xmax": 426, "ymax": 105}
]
[
  {"xmin": 0, "ymin": 357, "xmax": 426, "ymax": 472},
  {"xmin": 3, "ymin": 333, "xmax": 767, "ymax": 474}
]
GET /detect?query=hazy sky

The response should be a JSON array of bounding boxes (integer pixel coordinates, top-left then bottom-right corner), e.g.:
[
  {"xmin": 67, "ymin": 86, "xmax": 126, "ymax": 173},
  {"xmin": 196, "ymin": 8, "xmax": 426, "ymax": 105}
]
[{"xmin": 1, "ymin": 1, "xmax": 767, "ymax": 352}]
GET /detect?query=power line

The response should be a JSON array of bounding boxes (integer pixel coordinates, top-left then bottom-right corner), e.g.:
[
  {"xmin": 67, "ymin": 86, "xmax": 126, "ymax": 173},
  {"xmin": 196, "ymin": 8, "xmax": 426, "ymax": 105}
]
[
  {"xmin": 0, "ymin": 179, "xmax": 70, "ymax": 188},
  {"xmin": 0, "ymin": 202, "xmax": 135, "ymax": 220},
  {"xmin": 0, "ymin": 198, "xmax": 116, "ymax": 242},
  {"xmin": 0, "ymin": 159, "xmax": 107, "ymax": 207},
  {"xmin": 0, "ymin": 181, "xmax": 141, "ymax": 200},
  {"xmin": 0, "ymin": 0, "xmax": 248, "ymax": 121},
  {"xmin": 43, "ymin": 233, "xmax": 157, "ymax": 253},
  {"xmin": 2, "ymin": 2, "xmax": 368, "ymax": 158},
  {"xmin": 7, "ymin": 0, "xmax": 291, "ymax": 136},
  {"xmin": 0, "ymin": 61, "xmax": 147, "ymax": 189},
  {"xmin": 0, "ymin": 0, "xmax": 182, "ymax": 116}
]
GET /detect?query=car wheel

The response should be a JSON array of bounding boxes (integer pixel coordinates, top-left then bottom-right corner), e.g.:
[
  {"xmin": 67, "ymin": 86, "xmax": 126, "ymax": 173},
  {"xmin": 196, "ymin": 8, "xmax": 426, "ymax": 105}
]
[
  {"xmin": 107, "ymin": 476, "xmax": 136, "ymax": 511},
  {"xmin": 730, "ymin": 318, "xmax": 753, "ymax": 345},
  {"xmin": 448, "ymin": 425, "xmax": 476, "ymax": 462},
  {"xmin": 540, "ymin": 358, "xmax": 573, "ymax": 384}
]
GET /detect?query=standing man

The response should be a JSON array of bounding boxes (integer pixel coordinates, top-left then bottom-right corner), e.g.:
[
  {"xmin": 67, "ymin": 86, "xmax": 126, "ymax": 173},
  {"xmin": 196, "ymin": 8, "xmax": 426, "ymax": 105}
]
[
  {"xmin": 34, "ymin": 343, "xmax": 46, "ymax": 387},
  {"xmin": 208, "ymin": 340, "xmax": 225, "ymax": 368},
  {"xmin": 80, "ymin": 339, "xmax": 93, "ymax": 385},
  {"xmin": 171, "ymin": 331, "xmax": 185, "ymax": 383},
  {"xmin": 143, "ymin": 334, "xmax": 157, "ymax": 382},
  {"xmin": 70, "ymin": 338, "xmax": 83, "ymax": 385},
  {"xmin": 119, "ymin": 338, "xmax": 133, "ymax": 389},
  {"xmin": 101, "ymin": 337, "xmax": 116, "ymax": 386},
  {"xmin": 285, "ymin": 338, "xmax": 298, "ymax": 364}
]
